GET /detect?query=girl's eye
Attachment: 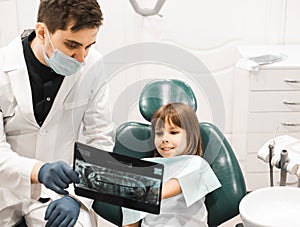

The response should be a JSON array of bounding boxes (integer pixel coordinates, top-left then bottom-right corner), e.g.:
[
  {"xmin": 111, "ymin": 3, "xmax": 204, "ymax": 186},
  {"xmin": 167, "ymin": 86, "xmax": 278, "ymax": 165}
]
[
  {"xmin": 155, "ymin": 131, "xmax": 163, "ymax": 136},
  {"xmin": 170, "ymin": 130, "xmax": 180, "ymax": 135}
]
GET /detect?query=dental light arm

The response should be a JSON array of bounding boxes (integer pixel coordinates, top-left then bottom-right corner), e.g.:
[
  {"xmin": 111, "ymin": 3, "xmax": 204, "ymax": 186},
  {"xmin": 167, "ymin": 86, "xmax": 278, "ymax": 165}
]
[{"xmin": 129, "ymin": 0, "xmax": 166, "ymax": 16}]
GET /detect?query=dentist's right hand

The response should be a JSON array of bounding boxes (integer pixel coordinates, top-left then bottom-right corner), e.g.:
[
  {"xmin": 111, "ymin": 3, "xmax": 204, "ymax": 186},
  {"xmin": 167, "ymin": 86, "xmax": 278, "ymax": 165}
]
[{"xmin": 38, "ymin": 161, "xmax": 80, "ymax": 195}]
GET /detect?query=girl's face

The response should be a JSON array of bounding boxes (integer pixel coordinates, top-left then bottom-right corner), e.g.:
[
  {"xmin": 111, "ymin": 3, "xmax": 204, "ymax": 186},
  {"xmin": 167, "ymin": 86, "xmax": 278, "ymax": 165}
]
[{"xmin": 154, "ymin": 121, "xmax": 187, "ymax": 158}]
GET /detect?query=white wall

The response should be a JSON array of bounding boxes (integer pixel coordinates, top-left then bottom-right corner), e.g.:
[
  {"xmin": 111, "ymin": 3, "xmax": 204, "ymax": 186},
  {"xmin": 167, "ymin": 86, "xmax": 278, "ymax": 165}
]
[
  {"xmin": 96, "ymin": 0, "xmax": 300, "ymax": 137},
  {"xmin": 0, "ymin": 0, "xmax": 39, "ymax": 46},
  {"xmin": 1, "ymin": 0, "xmax": 300, "ymax": 141}
]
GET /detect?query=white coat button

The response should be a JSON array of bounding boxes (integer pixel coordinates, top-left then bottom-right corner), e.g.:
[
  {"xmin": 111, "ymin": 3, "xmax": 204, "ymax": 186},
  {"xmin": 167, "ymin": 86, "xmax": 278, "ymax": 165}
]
[
  {"xmin": 46, "ymin": 97, "xmax": 51, "ymax": 102},
  {"xmin": 39, "ymin": 129, "xmax": 47, "ymax": 136}
]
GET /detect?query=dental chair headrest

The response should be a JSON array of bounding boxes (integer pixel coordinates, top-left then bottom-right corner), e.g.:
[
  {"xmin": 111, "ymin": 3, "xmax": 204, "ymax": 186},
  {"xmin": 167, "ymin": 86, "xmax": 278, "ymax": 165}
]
[{"xmin": 139, "ymin": 79, "xmax": 197, "ymax": 122}]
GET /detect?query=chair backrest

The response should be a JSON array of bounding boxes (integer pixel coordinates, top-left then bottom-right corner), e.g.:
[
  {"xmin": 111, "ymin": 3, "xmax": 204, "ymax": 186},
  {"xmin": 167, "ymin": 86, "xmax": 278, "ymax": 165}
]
[
  {"xmin": 200, "ymin": 122, "xmax": 246, "ymax": 226},
  {"xmin": 93, "ymin": 79, "xmax": 246, "ymax": 227}
]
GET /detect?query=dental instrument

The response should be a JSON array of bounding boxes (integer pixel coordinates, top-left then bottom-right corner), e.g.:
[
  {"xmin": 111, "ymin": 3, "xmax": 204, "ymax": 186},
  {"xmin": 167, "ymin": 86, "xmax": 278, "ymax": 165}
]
[
  {"xmin": 279, "ymin": 150, "xmax": 288, "ymax": 186},
  {"xmin": 258, "ymin": 135, "xmax": 300, "ymax": 187},
  {"xmin": 267, "ymin": 126, "xmax": 278, "ymax": 186},
  {"xmin": 268, "ymin": 143, "xmax": 274, "ymax": 186}
]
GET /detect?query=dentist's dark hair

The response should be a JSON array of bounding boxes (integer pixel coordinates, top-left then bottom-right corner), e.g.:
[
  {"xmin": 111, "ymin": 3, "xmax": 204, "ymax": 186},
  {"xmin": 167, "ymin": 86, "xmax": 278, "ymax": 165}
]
[
  {"xmin": 151, "ymin": 103, "xmax": 203, "ymax": 157},
  {"xmin": 37, "ymin": 0, "xmax": 103, "ymax": 34}
]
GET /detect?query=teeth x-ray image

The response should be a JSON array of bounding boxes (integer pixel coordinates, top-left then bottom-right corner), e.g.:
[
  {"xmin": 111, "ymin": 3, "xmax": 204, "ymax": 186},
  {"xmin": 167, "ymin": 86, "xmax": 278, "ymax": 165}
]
[
  {"xmin": 75, "ymin": 160, "xmax": 161, "ymax": 205},
  {"xmin": 73, "ymin": 142, "xmax": 164, "ymax": 214}
]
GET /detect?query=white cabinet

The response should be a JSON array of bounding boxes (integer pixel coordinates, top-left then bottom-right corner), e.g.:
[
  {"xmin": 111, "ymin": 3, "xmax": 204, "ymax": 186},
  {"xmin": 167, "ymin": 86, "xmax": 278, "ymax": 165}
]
[{"xmin": 232, "ymin": 46, "xmax": 300, "ymax": 191}]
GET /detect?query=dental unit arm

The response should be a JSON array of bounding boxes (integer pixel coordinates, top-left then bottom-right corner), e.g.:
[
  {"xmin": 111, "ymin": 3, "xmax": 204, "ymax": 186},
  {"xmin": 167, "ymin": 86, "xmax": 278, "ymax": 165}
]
[{"xmin": 258, "ymin": 135, "xmax": 300, "ymax": 187}]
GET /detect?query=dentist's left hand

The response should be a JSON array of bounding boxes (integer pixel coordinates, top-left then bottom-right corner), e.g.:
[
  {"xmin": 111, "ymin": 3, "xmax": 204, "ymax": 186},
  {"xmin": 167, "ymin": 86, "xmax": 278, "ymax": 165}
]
[{"xmin": 45, "ymin": 195, "xmax": 80, "ymax": 227}]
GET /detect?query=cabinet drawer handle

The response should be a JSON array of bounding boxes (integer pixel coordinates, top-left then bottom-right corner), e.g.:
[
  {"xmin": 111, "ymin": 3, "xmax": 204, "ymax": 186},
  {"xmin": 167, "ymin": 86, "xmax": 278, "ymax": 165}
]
[
  {"xmin": 284, "ymin": 79, "xmax": 300, "ymax": 83},
  {"xmin": 283, "ymin": 100, "xmax": 300, "ymax": 105},
  {"xmin": 281, "ymin": 122, "xmax": 300, "ymax": 127}
]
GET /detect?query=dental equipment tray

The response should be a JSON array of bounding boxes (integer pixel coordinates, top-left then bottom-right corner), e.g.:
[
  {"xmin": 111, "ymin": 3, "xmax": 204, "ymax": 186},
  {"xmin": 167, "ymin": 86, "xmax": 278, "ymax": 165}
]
[
  {"xmin": 73, "ymin": 142, "xmax": 164, "ymax": 214},
  {"xmin": 248, "ymin": 53, "xmax": 284, "ymax": 65}
]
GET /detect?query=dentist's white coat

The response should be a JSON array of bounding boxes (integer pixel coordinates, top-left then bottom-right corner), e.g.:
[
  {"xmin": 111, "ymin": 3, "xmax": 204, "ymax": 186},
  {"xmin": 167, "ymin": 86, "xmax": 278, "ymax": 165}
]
[{"xmin": 0, "ymin": 34, "xmax": 115, "ymax": 226}]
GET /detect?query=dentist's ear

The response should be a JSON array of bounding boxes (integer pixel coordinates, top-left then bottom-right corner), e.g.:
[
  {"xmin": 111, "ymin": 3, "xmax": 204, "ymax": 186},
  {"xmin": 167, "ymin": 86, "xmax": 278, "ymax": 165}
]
[{"xmin": 35, "ymin": 22, "xmax": 47, "ymax": 44}]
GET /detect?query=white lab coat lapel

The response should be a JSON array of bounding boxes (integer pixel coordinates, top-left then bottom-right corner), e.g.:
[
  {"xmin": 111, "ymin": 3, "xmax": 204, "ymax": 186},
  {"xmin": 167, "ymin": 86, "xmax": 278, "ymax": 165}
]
[
  {"xmin": 8, "ymin": 68, "xmax": 38, "ymax": 127},
  {"xmin": 2, "ymin": 36, "xmax": 38, "ymax": 127}
]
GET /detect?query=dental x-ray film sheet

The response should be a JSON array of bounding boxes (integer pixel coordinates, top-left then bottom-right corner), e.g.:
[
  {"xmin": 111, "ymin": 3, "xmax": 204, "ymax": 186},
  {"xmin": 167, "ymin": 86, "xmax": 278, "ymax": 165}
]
[{"xmin": 73, "ymin": 142, "xmax": 164, "ymax": 214}]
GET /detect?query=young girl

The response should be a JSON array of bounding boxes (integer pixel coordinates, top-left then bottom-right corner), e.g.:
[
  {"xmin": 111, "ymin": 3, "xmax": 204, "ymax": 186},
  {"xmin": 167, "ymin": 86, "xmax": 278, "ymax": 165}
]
[{"xmin": 122, "ymin": 103, "xmax": 221, "ymax": 227}]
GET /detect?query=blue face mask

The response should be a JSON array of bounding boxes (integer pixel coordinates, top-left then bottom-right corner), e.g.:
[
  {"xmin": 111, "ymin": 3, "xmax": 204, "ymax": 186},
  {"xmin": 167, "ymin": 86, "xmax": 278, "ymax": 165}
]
[{"xmin": 43, "ymin": 30, "xmax": 84, "ymax": 76}]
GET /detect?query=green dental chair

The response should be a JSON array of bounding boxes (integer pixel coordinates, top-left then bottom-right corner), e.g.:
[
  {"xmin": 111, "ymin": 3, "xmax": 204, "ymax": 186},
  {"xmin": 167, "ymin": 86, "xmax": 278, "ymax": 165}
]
[{"xmin": 93, "ymin": 79, "xmax": 246, "ymax": 227}]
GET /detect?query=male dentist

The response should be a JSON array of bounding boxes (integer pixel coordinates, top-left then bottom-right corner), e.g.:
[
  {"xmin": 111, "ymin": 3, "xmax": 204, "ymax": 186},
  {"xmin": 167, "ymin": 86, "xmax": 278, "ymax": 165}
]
[{"xmin": 0, "ymin": 0, "xmax": 114, "ymax": 226}]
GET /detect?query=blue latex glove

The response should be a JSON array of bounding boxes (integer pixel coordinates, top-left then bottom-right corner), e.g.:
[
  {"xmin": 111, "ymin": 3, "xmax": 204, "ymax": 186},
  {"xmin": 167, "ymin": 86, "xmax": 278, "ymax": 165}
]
[
  {"xmin": 38, "ymin": 161, "xmax": 80, "ymax": 195},
  {"xmin": 45, "ymin": 195, "xmax": 80, "ymax": 227}
]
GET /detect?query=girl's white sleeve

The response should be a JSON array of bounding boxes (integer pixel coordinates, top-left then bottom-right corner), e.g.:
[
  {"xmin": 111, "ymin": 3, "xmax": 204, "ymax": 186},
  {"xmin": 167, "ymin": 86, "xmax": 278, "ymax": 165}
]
[
  {"xmin": 122, "ymin": 207, "xmax": 148, "ymax": 225},
  {"xmin": 144, "ymin": 156, "xmax": 221, "ymax": 207},
  {"xmin": 177, "ymin": 157, "xmax": 221, "ymax": 207}
]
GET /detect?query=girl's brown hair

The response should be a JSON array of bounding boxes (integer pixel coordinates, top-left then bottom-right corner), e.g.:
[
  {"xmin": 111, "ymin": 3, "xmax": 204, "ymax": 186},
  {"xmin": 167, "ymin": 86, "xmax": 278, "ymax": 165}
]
[{"xmin": 151, "ymin": 103, "xmax": 203, "ymax": 157}]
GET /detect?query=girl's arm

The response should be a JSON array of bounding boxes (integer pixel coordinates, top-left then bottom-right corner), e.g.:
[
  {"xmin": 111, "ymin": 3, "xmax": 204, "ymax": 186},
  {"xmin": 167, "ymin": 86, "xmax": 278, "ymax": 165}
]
[
  {"xmin": 122, "ymin": 179, "xmax": 181, "ymax": 227},
  {"xmin": 123, "ymin": 179, "xmax": 181, "ymax": 227},
  {"xmin": 123, "ymin": 222, "xmax": 140, "ymax": 227},
  {"xmin": 161, "ymin": 178, "xmax": 182, "ymax": 199}
]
